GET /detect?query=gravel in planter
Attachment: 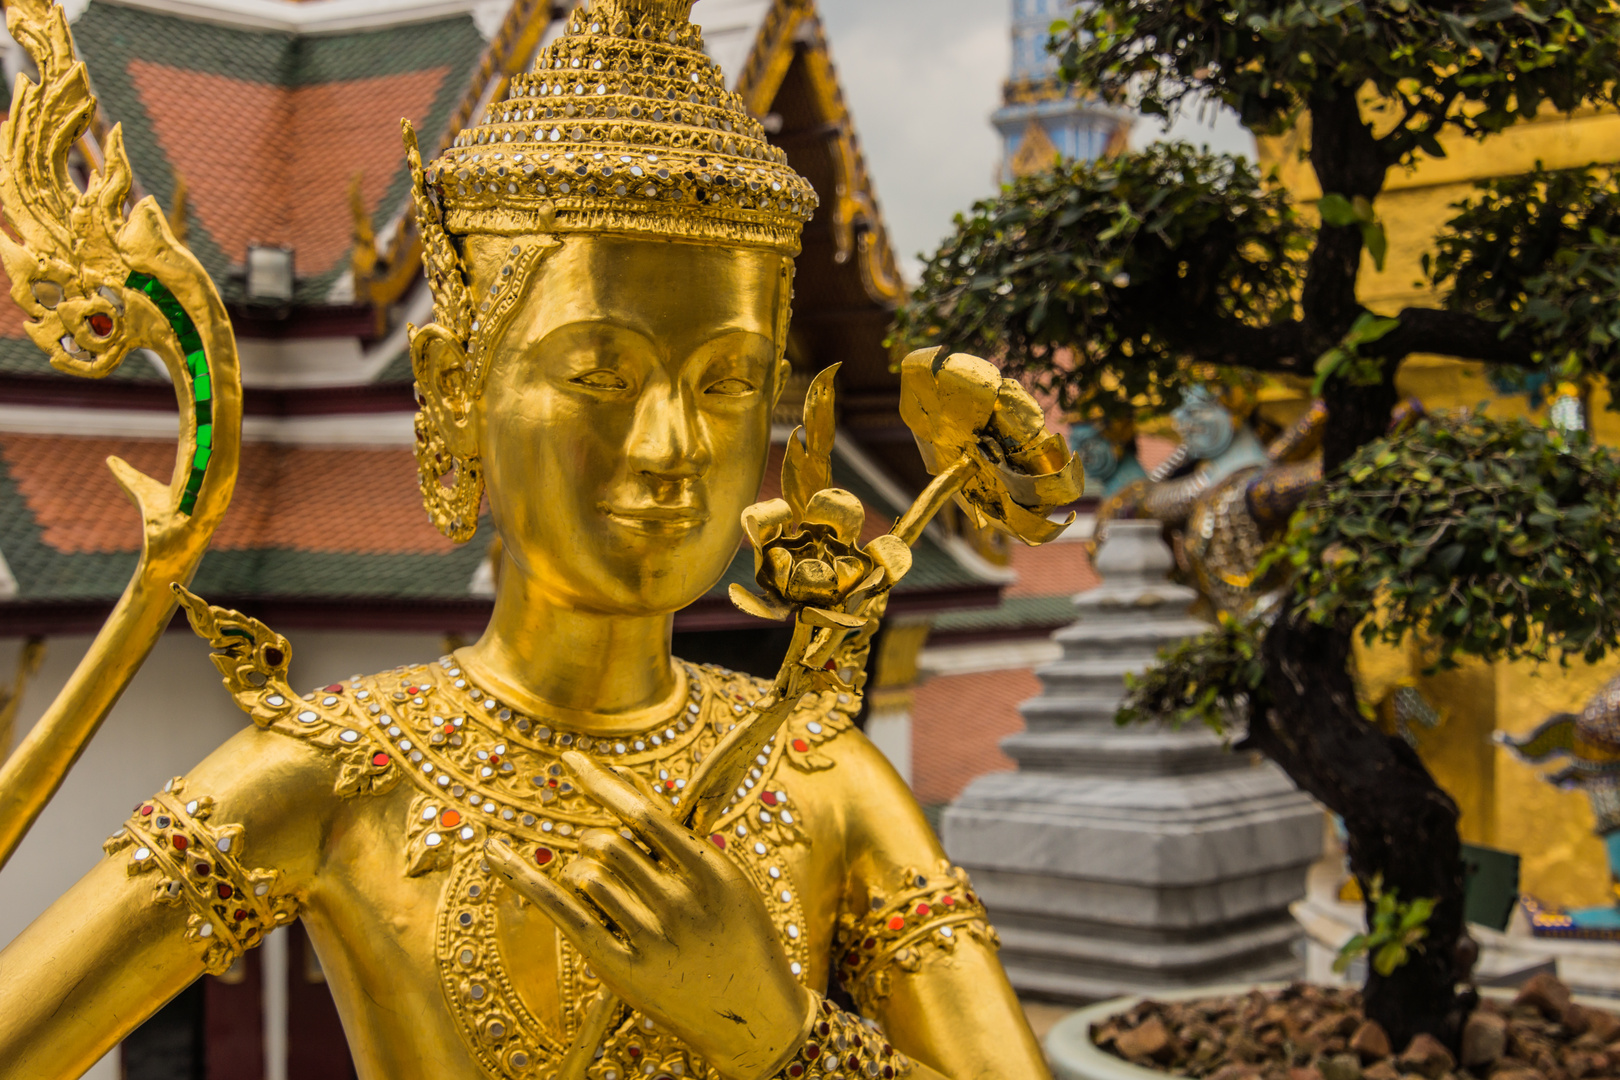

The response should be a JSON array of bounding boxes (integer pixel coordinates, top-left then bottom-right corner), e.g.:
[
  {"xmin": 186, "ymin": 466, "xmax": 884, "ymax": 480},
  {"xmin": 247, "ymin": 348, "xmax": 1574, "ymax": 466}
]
[{"xmin": 1089, "ymin": 975, "xmax": 1619, "ymax": 1080}]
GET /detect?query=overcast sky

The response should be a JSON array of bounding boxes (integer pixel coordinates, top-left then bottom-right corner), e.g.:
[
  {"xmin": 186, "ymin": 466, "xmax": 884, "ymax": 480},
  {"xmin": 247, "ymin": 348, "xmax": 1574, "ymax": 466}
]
[{"xmin": 812, "ymin": 0, "xmax": 1256, "ymax": 281}]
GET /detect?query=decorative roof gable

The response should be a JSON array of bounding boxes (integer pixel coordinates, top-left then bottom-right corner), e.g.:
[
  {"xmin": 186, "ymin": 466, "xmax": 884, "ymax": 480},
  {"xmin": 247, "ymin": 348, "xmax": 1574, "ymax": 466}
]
[{"xmin": 71, "ymin": 0, "xmax": 486, "ymax": 301}]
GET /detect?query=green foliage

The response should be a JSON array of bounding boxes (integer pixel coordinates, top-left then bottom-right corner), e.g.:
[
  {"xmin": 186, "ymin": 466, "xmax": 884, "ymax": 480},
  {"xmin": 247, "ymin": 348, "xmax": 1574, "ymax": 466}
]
[
  {"xmin": 1284, "ymin": 414, "xmax": 1620, "ymax": 669},
  {"xmin": 1318, "ymin": 193, "xmax": 1387, "ymax": 270},
  {"xmin": 1311, "ymin": 311, "xmax": 1401, "ymax": 396},
  {"xmin": 890, "ymin": 144, "xmax": 1306, "ymax": 423},
  {"xmin": 1432, "ymin": 166, "xmax": 1620, "ymax": 388},
  {"xmin": 1054, "ymin": 0, "xmax": 1620, "ymax": 160},
  {"xmin": 1335, "ymin": 876, "xmax": 1437, "ymax": 977},
  {"xmin": 1117, "ymin": 613, "xmax": 1268, "ymax": 735}
]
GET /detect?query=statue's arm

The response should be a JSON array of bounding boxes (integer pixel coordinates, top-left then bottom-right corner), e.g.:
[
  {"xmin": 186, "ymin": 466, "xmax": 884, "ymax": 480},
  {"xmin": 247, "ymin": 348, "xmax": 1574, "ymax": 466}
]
[
  {"xmin": 833, "ymin": 735, "xmax": 1052, "ymax": 1080},
  {"xmin": 0, "ymin": 724, "xmax": 334, "ymax": 1080}
]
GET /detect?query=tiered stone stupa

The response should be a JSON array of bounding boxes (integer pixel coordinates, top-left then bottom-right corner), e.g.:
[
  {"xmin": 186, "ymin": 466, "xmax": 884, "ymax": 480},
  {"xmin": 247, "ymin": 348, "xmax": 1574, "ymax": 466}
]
[{"xmin": 943, "ymin": 520, "xmax": 1324, "ymax": 1000}]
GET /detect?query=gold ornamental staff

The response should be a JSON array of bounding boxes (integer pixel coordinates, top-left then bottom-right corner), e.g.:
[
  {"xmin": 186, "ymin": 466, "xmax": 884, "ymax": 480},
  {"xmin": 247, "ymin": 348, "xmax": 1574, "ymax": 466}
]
[{"xmin": 0, "ymin": 0, "xmax": 242, "ymax": 869}]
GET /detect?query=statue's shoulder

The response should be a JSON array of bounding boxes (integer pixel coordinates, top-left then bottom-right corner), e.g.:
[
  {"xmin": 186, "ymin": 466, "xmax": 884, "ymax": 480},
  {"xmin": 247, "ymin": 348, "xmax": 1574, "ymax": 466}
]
[{"xmin": 175, "ymin": 588, "xmax": 406, "ymax": 801}]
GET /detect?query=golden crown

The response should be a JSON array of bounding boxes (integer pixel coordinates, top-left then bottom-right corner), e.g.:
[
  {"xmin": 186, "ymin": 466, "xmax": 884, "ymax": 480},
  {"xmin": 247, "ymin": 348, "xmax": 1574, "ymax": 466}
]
[{"xmin": 417, "ymin": 0, "xmax": 817, "ymax": 251}]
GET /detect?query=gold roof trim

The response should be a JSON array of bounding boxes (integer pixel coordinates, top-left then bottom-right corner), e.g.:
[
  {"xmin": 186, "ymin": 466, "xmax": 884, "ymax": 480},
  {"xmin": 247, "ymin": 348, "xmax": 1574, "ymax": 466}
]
[{"xmin": 733, "ymin": 0, "xmax": 904, "ymax": 304}]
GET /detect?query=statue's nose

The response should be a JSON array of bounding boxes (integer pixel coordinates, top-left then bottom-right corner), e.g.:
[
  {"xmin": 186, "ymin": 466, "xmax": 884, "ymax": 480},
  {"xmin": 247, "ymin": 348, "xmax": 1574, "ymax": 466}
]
[{"xmin": 626, "ymin": 387, "xmax": 710, "ymax": 480}]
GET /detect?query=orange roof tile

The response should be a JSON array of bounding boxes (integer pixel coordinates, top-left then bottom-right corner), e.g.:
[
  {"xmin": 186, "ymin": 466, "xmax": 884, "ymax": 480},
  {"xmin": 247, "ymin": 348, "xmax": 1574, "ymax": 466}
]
[
  {"xmin": 1, "ymin": 435, "xmax": 455, "ymax": 556},
  {"xmin": 129, "ymin": 62, "xmax": 451, "ymax": 275},
  {"xmin": 0, "ymin": 265, "xmax": 29, "ymax": 341},
  {"xmin": 911, "ymin": 667, "xmax": 1037, "ymax": 805},
  {"xmin": 1004, "ymin": 540, "xmax": 1099, "ymax": 599},
  {"xmin": 1138, "ymin": 435, "xmax": 1178, "ymax": 474}
]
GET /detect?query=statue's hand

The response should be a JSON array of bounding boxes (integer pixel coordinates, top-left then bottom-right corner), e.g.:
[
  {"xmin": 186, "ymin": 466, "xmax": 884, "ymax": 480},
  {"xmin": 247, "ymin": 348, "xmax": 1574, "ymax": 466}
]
[{"xmin": 487, "ymin": 752, "xmax": 811, "ymax": 1080}]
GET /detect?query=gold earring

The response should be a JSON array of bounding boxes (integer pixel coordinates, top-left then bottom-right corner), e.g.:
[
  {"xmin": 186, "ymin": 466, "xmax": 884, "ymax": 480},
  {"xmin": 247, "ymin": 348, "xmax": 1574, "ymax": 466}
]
[
  {"xmin": 410, "ymin": 324, "xmax": 484, "ymax": 543},
  {"xmin": 413, "ymin": 410, "xmax": 484, "ymax": 544}
]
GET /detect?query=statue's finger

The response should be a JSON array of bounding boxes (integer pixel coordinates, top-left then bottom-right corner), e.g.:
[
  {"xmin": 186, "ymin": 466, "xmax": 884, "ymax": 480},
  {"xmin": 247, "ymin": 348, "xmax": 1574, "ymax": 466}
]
[
  {"xmin": 579, "ymin": 827, "xmax": 667, "ymax": 895},
  {"xmin": 561, "ymin": 858, "xmax": 665, "ymax": 948},
  {"xmin": 485, "ymin": 839, "xmax": 630, "ymax": 962},
  {"xmin": 562, "ymin": 751, "xmax": 703, "ymax": 865},
  {"xmin": 605, "ymin": 762, "xmax": 669, "ymax": 811}
]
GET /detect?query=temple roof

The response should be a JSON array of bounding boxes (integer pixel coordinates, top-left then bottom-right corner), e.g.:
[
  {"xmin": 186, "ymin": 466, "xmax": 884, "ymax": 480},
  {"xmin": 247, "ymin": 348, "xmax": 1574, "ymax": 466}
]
[
  {"xmin": 0, "ymin": 429, "xmax": 999, "ymax": 634},
  {"xmin": 76, "ymin": 0, "xmax": 487, "ymax": 304}
]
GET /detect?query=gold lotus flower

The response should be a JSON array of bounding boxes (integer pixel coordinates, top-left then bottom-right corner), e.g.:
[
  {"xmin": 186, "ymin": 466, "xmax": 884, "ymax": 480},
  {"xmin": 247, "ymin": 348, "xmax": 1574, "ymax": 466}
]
[
  {"xmin": 730, "ymin": 488, "xmax": 912, "ymax": 623},
  {"xmin": 899, "ymin": 347, "xmax": 1084, "ymax": 546}
]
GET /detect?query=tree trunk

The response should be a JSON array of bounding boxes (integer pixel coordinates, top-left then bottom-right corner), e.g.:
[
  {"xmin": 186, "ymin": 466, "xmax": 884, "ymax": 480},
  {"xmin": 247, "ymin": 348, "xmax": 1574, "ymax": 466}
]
[{"xmin": 1250, "ymin": 610, "xmax": 1468, "ymax": 1050}]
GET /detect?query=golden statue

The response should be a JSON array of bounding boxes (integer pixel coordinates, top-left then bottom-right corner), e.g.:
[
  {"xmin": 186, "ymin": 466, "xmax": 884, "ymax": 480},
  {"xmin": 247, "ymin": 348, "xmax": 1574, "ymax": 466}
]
[{"xmin": 0, "ymin": 2, "xmax": 1084, "ymax": 1078}]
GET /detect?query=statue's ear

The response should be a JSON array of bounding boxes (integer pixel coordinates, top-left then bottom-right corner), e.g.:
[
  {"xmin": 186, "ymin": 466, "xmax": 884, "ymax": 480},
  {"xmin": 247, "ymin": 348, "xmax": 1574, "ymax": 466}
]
[
  {"xmin": 411, "ymin": 324, "xmax": 478, "ymax": 459},
  {"xmin": 770, "ymin": 356, "xmax": 792, "ymax": 412}
]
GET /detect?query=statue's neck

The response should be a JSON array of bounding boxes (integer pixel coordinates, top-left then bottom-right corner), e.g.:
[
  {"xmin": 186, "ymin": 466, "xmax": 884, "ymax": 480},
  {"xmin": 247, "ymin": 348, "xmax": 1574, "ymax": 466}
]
[{"xmin": 455, "ymin": 556, "xmax": 680, "ymax": 734}]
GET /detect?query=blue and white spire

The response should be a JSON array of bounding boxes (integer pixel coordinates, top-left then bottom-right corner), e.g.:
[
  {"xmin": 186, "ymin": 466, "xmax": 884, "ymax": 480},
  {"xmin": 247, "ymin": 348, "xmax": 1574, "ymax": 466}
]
[{"xmin": 993, "ymin": 0, "xmax": 1131, "ymax": 182}]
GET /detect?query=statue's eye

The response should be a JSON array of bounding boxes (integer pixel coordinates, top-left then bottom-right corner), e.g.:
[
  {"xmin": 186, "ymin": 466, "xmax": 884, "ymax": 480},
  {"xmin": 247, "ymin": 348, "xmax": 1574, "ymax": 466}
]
[
  {"xmin": 572, "ymin": 370, "xmax": 629, "ymax": 391},
  {"xmin": 706, "ymin": 377, "xmax": 755, "ymax": 396}
]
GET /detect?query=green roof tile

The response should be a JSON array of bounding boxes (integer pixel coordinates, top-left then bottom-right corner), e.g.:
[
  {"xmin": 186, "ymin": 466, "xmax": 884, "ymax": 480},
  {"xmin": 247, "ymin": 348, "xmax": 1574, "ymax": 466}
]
[{"xmin": 929, "ymin": 594, "xmax": 1076, "ymax": 634}]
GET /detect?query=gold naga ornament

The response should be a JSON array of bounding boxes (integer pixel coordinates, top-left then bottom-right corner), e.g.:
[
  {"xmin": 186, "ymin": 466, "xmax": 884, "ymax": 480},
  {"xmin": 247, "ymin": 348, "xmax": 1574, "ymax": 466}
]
[
  {"xmin": 0, "ymin": 1, "xmax": 1082, "ymax": 1078},
  {"xmin": 0, "ymin": 0, "xmax": 242, "ymax": 871}
]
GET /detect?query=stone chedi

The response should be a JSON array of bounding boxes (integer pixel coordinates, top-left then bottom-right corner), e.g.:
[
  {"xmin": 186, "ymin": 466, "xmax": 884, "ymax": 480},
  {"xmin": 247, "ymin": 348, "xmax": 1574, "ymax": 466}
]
[{"xmin": 944, "ymin": 520, "xmax": 1324, "ymax": 1000}]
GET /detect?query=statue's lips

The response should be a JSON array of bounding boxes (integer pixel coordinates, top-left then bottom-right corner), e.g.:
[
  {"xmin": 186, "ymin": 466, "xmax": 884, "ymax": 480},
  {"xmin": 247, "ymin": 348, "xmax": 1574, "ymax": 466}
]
[{"xmin": 600, "ymin": 503, "xmax": 708, "ymax": 532}]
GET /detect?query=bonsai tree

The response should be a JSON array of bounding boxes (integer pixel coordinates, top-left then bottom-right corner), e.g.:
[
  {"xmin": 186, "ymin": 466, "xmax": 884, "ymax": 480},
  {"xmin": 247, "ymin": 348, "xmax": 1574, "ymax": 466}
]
[{"xmin": 894, "ymin": 0, "xmax": 1620, "ymax": 1049}]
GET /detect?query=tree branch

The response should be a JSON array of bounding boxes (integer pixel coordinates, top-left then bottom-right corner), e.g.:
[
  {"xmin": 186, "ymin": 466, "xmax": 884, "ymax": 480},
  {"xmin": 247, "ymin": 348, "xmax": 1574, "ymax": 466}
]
[
  {"xmin": 1153, "ymin": 314, "xmax": 1311, "ymax": 375},
  {"xmin": 1375, "ymin": 308, "xmax": 1539, "ymax": 368}
]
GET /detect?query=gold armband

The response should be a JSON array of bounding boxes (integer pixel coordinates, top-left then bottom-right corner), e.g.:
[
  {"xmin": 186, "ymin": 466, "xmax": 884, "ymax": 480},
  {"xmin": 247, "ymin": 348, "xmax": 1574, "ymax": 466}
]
[
  {"xmin": 103, "ymin": 776, "xmax": 298, "ymax": 974},
  {"xmin": 768, "ymin": 996, "xmax": 913, "ymax": 1079},
  {"xmin": 835, "ymin": 861, "xmax": 999, "ymax": 1008}
]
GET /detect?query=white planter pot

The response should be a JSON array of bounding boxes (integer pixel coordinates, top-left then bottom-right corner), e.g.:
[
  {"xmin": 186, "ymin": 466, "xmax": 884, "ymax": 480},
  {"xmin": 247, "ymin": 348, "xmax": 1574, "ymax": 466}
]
[
  {"xmin": 1046, "ymin": 984, "xmax": 1274, "ymax": 1080},
  {"xmin": 1043, "ymin": 984, "xmax": 1615, "ymax": 1080}
]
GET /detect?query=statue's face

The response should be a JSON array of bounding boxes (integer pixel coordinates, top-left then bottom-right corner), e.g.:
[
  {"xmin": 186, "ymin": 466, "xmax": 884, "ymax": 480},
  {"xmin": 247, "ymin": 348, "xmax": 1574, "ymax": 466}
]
[
  {"xmin": 474, "ymin": 235, "xmax": 786, "ymax": 616},
  {"xmin": 1171, "ymin": 388, "xmax": 1235, "ymax": 461}
]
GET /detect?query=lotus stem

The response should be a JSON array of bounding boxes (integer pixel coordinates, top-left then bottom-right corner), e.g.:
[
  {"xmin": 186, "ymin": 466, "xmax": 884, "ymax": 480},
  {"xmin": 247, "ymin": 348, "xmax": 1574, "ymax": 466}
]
[{"xmin": 891, "ymin": 453, "xmax": 975, "ymax": 547}]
